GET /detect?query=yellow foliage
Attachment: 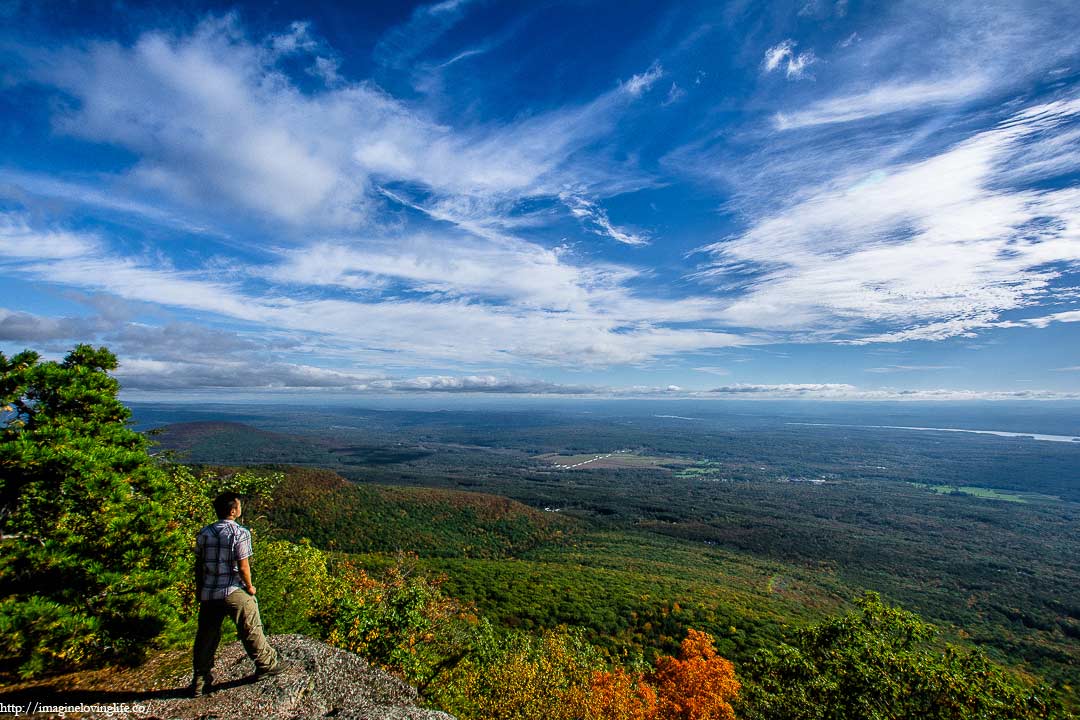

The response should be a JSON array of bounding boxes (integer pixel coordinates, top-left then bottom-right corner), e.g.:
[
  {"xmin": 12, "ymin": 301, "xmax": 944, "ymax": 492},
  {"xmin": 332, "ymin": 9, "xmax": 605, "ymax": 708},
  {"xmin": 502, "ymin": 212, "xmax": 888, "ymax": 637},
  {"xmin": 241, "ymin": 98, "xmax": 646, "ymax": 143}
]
[{"xmin": 566, "ymin": 667, "xmax": 659, "ymax": 720}]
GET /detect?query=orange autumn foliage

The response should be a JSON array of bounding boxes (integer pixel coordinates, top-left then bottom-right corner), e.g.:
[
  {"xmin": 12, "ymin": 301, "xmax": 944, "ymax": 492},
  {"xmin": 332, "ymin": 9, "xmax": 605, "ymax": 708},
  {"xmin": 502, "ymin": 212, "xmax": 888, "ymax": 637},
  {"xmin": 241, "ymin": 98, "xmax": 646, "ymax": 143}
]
[
  {"xmin": 652, "ymin": 629, "xmax": 740, "ymax": 720},
  {"xmin": 434, "ymin": 626, "xmax": 739, "ymax": 720}
]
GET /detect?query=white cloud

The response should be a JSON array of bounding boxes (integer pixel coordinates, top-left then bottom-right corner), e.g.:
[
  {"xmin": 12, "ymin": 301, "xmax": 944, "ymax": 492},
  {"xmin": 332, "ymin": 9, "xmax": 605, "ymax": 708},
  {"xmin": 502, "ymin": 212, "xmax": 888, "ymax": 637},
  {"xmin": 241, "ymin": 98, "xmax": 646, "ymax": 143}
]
[
  {"xmin": 269, "ymin": 20, "xmax": 319, "ymax": 55},
  {"xmin": 763, "ymin": 41, "xmax": 793, "ymax": 73},
  {"xmin": 368, "ymin": 375, "xmax": 591, "ymax": 394},
  {"xmin": 116, "ymin": 357, "xmax": 381, "ymax": 390},
  {"xmin": 763, "ymin": 40, "xmax": 817, "ymax": 81},
  {"xmin": 997, "ymin": 308, "xmax": 1080, "ymax": 330},
  {"xmin": 864, "ymin": 365, "xmax": 961, "ymax": 373},
  {"xmin": 693, "ymin": 366, "xmax": 730, "ymax": 376},
  {"xmin": 264, "ymin": 234, "xmax": 639, "ymax": 311},
  {"xmin": 353, "ymin": 67, "xmax": 661, "ymax": 202},
  {"xmin": 698, "ymin": 97, "xmax": 1080, "ymax": 344},
  {"xmin": 706, "ymin": 383, "xmax": 1080, "ymax": 400},
  {"xmin": 774, "ymin": 77, "xmax": 986, "ymax": 130},
  {"xmin": 663, "ymin": 82, "xmax": 686, "ymax": 106},
  {"xmin": 0, "ymin": 215, "xmax": 95, "ymax": 259},
  {"xmin": 0, "ymin": 213, "xmax": 747, "ymax": 369},
  {"xmin": 23, "ymin": 17, "xmax": 659, "ymax": 234},
  {"xmin": 111, "ymin": 361, "xmax": 692, "ymax": 395},
  {"xmin": 711, "ymin": 382, "xmax": 856, "ymax": 396},
  {"xmin": 310, "ymin": 55, "xmax": 343, "ymax": 86},
  {"xmin": 32, "ymin": 16, "xmax": 372, "ymax": 228},
  {"xmin": 373, "ymin": 0, "xmax": 478, "ymax": 69},
  {"xmin": 559, "ymin": 193, "xmax": 649, "ymax": 246},
  {"xmin": 623, "ymin": 62, "xmax": 664, "ymax": 97},
  {"xmin": 770, "ymin": 1, "xmax": 1080, "ymax": 131}
]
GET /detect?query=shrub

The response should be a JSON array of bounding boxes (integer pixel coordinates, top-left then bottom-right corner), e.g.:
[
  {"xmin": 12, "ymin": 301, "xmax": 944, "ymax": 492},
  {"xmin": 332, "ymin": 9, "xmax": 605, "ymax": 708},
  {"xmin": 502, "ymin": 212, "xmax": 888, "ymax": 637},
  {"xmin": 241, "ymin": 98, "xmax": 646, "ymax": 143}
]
[
  {"xmin": 322, "ymin": 555, "xmax": 471, "ymax": 687},
  {"xmin": 253, "ymin": 539, "xmax": 334, "ymax": 636}
]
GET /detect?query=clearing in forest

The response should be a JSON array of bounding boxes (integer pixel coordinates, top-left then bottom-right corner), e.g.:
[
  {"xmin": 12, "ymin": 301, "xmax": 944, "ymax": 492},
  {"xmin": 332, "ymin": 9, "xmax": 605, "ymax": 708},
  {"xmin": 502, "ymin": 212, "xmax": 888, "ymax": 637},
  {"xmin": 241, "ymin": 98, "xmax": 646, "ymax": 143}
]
[{"xmin": 536, "ymin": 450, "xmax": 691, "ymax": 470}]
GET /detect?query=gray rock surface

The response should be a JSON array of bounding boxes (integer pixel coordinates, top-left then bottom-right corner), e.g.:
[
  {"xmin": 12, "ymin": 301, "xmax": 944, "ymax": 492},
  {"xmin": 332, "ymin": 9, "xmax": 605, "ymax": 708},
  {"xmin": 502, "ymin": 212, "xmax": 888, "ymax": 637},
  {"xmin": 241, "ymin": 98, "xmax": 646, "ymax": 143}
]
[{"xmin": 132, "ymin": 634, "xmax": 455, "ymax": 720}]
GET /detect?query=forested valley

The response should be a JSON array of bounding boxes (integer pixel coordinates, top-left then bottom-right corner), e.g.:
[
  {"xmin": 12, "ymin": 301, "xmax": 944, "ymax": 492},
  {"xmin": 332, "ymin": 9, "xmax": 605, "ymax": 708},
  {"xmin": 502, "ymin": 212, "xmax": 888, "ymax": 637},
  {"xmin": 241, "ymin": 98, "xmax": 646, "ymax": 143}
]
[{"xmin": 2, "ymin": 348, "xmax": 1077, "ymax": 718}]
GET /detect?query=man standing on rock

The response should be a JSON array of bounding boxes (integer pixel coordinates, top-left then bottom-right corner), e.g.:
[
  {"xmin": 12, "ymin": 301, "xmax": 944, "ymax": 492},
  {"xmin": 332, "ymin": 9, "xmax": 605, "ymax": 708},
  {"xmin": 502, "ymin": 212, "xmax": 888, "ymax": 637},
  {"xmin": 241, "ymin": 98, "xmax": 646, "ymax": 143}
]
[{"xmin": 191, "ymin": 492, "xmax": 286, "ymax": 697}]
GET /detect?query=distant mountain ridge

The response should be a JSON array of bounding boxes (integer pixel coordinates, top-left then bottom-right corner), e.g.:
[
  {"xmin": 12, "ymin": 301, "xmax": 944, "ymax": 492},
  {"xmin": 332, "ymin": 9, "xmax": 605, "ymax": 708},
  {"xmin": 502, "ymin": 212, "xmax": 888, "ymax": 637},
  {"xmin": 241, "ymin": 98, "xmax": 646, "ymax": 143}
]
[
  {"xmin": 254, "ymin": 466, "xmax": 575, "ymax": 559},
  {"xmin": 151, "ymin": 421, "xmax": 341, "ymax": 465}
]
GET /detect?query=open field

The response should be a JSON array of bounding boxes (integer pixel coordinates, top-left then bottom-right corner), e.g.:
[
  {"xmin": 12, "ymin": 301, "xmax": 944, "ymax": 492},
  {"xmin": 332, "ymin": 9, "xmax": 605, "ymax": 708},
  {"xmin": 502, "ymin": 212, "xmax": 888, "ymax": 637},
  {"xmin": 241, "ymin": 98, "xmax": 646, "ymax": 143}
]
[
  {"xmin": 535, "ymin": 450, "xmax": 692, "ymax": 470},
  {"xmin": 909, "ymin": 482, "xmax": 1060, "ymax": 504}
]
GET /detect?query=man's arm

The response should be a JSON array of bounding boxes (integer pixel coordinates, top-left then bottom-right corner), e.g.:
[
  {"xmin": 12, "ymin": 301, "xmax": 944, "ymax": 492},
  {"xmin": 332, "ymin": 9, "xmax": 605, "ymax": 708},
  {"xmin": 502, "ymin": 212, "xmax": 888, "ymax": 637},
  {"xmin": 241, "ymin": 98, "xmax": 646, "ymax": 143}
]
[
  {"xmin": 194, "ymin": 535, "xmax": 204, "ymax": 592},
  {"xmin": 238, "ymin": 557, "xmax": 256, "ymax": 595}
]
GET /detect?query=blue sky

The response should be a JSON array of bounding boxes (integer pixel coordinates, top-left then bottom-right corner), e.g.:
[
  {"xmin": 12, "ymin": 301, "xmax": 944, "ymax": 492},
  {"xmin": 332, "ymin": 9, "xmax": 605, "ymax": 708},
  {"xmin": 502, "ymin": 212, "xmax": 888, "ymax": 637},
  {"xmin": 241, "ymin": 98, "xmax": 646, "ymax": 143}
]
[{"xmin": 1, "ymin": 0, "xmax": 1079, "ymax": 400}]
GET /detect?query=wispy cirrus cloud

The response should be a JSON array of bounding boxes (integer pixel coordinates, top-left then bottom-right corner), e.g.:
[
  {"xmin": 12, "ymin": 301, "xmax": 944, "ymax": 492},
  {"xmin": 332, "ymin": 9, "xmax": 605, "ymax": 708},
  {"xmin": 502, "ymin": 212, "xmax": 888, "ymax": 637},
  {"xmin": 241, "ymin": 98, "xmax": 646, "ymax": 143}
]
[
  {"xmin": 0, "ymin": 169, "xmax": 227, "ymax": 238},
  {"xmin": 26, "ymin": 16, "xmax": 374, "ymax": 229},
  {"xmin": 769, "ymin": 0, "xmax": 1080, "ymax": 130},
  {"xmin": 559, "ymin": 193, "xmax": 649, "ymax": 246},
  {"xmin": 263, "ymin": 234, "xmax": 638, "ymax": 310},
  {"xmin": 373, "ymin": 0, "xmax": 479, "ymax": 69},
  {"xmin": 773, "ymin": 77, "xmax": 984, "ymax": 130},
  {"xmin": 697, "ymin": 97, "xmax": 1080, "ymax": 344},
  {"xmin": 865, "ymin": 365, "xmax": 961, "ymax": 373},
  {"xmin": 15, "ymin": 14, "xmax": 660, "ymax": 237}
]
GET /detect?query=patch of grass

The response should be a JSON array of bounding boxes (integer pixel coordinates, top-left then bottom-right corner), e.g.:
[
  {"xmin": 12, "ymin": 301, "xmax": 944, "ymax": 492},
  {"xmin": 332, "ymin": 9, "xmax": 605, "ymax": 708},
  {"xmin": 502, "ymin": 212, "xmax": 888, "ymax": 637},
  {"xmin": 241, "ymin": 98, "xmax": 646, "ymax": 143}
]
[{"xmin": 910, "ymin": 483, "xmax": 1038, "ymax": 503}]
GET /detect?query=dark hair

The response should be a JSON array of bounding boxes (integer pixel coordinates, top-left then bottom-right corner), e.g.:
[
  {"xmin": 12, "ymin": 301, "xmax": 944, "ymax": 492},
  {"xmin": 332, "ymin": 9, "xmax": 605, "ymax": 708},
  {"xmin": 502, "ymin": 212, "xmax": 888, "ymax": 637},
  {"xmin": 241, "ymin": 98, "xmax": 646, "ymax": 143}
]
[{"xmin": 213, "ymin": 492, "xmax": 241, "ymax": 520}]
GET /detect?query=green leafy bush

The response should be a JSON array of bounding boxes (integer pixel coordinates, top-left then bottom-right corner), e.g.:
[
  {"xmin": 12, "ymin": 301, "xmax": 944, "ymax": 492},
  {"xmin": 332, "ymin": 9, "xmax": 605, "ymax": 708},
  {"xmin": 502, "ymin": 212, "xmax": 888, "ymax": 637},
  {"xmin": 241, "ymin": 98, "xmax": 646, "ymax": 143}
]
[
  {"xmin": 253, "ymin": 539, "xmax": 334, "ymax": 636},
  {"xmin": 322, "ymin": 556, "xmax": 471, "ymax": 686}
]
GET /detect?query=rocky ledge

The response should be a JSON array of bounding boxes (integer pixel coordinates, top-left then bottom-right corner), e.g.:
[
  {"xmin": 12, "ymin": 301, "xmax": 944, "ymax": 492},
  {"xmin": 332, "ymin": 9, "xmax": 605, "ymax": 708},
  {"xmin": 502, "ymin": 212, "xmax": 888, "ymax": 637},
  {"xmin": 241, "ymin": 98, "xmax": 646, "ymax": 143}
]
[
  {"xmin": 0, "ymin": 634, "xmax": 455, "ymax": 719},
  {"xmin": 136, "ymin": 634, "xmax": 454, "ymax": 720}
]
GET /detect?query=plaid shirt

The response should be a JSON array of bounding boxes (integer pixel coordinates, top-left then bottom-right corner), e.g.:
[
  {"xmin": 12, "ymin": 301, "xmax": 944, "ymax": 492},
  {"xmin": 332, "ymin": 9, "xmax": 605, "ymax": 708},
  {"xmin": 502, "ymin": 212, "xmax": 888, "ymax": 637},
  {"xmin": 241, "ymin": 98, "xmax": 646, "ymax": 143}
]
[{"xmin": 195, "ymin": 519, "xmax": 253, "ymax": 602}]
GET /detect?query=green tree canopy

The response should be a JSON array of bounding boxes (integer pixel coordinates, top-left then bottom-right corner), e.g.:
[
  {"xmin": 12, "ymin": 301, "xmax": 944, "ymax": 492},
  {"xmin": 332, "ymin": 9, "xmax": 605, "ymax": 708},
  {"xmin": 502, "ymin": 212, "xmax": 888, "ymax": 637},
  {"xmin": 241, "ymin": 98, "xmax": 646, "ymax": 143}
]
[
  {"xmin": 0, "ymin": 345, "xmax": 187, "ymax": 677},
  {"xmin": 738, "ymin": 592, "xmax": 1061, "ymax": 720}
]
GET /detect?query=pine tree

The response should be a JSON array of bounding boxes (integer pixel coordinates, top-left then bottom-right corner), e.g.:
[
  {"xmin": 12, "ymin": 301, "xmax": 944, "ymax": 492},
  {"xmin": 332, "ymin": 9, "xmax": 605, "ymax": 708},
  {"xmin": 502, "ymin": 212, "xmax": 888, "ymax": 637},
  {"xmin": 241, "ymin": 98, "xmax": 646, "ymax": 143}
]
[{"xmin": 0, "ymin": 345, "xmax": 186, "ymax": 677}]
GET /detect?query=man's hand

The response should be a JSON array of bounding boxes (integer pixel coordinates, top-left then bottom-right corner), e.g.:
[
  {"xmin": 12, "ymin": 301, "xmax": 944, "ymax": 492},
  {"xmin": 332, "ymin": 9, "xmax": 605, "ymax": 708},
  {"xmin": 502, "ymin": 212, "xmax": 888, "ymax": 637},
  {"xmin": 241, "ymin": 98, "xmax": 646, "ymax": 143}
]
[{"xmin": 246, "ymin": 584, "xmax": 257, "ymax": 596}]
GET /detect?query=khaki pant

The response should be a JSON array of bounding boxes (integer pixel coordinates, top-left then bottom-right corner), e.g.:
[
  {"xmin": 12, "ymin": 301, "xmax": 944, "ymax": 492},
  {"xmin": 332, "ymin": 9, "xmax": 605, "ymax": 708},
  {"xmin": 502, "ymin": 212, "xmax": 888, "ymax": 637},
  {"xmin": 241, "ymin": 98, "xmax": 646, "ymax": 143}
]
[{"xmin": 193, "ymin": 589, "xmax": 277, "ymax": 677}]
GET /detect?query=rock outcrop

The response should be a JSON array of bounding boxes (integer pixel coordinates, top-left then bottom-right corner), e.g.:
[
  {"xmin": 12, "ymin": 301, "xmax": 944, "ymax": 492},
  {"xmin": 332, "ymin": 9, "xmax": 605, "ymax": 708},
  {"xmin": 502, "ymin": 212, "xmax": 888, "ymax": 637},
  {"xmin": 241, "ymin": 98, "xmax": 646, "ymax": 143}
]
[
  {"xmin": 137, "ymin": 634, "xmax": 454, "ymax": 720},
  {"xmin": 0, "ymin": 634, "xmax": 456, "ymax": 719}
]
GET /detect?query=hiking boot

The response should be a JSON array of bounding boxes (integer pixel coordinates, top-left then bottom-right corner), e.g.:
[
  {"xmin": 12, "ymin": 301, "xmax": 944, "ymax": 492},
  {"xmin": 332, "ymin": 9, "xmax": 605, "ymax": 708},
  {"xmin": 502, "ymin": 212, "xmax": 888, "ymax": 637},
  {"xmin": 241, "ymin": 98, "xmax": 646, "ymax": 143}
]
[
  {"xmin": 254, "ymin": 660, "xmax": 291, "ymax": 679},
  {"xmin": 190, "ymin": 674, "xmax": 213, "ymax": 697}
]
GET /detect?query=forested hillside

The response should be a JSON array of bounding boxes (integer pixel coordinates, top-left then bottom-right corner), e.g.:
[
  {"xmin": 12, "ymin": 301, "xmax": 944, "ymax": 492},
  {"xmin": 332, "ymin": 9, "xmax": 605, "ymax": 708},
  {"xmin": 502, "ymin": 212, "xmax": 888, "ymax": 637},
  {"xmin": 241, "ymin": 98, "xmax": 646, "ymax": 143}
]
[
  {"xmin": 1, "ymin": 347, "xmax": 1075, "ymax": 719},
  {"xmin": 148, "ymin": 405, "xmax": 1080, "ymax": 696}
]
